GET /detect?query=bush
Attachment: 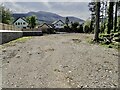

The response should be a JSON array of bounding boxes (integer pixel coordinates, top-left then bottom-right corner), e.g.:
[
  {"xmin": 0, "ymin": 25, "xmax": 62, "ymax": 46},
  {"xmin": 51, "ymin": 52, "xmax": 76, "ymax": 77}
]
[
  {"xmin": 77, "ymin": 24, "xmax": 83, "ymax": 33},
  {"xmin": 83, "ymin": 25, "xmax": 90, "ymax": 33},
  {"xmin": 42, "ymin": 28, "xmax": 55, "ymax": 34},
  {"xmin": 71, "ymin": 22, "xmax": 79, "ymax": 32},
  {"xmin": 83, "ymin": 20, "xmax": 91, "ymax": 33},
  {"xmin": 100, "ymin": 23, "xmax": 105, "ymax": 33}
]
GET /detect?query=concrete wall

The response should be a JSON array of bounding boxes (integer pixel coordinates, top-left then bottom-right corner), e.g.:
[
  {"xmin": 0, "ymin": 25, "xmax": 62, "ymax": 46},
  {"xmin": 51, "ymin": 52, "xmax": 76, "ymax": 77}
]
[
  {"xmin": 0, "ymin": 30, "xmax": 43, "ymax": 45},
  {"xmin": 0, "ymin": 30, "xmax": 23, "ymax": 45}
]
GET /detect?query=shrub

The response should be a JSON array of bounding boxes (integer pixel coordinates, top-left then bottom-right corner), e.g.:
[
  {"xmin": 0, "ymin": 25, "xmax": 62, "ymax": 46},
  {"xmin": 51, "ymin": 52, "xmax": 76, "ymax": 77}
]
[
  {"xmin": 77, "ymin": 24, "xmax": 83, "ymax": 33},
  {"xmin": 42, "ymin": 28, "xmax": 55, "ymax": 34},
  {"xmin": 71, "ymin": 22, "xmax": 79, "ymax": 32},
  {"xmin": 83, "ymin": 20, "xmax": 91, "ymax": 33}
]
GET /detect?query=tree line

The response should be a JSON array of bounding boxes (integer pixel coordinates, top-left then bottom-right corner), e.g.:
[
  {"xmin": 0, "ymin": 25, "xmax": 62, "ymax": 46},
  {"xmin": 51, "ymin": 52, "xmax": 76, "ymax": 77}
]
[{"xmin": 88, "ymin": 0, "xmax": 120, "ymax": 42}]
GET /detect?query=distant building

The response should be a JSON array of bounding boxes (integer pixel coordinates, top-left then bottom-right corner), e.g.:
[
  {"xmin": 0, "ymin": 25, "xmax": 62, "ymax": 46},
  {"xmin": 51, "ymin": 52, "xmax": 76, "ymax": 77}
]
[
  {"xmin": 52, "ymin": 20, "xmax": 65, "ymax": 29},
  {"xmin": 38, "ymin": 23, "xmax": 52, "ymax": 32},
  {"xmin": 38, "ymin": 23, "xmax": 52, "ymax": 29},
  {"xmin": 13, "ymin": 17, "xmax": 29, "ymax": 29}
]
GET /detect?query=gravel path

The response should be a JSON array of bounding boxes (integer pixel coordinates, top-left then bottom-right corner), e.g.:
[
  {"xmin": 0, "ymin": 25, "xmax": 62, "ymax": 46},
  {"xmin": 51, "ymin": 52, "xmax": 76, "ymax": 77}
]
[{"xmin": 1, "ymin": 33, "xmax": 119, "ymax": 88}]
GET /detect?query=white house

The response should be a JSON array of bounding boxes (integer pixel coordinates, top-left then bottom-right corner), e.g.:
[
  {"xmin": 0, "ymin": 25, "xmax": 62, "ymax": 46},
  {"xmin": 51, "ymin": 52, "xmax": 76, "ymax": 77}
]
[
  {"xmin": 13, "ymin": 17, "xmax": 29, "ymax": 29},
  {"xmin": 52, "ymin": 20, "xmax": 65, "ymax": 29}
]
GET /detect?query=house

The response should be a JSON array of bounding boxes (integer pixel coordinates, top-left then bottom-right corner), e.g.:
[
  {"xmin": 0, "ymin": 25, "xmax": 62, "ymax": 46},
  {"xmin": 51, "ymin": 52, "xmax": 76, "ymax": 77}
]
[
  {"xmin": 38, "ymin": 23, "xmax": 53, "ymax": 33},
  {"xmin": 13, "ymin": 17, "xmax": 29, "ymax": 29},
  {"xmin": 38, "ymin": 23, "xmax": 52, "ymax": 29},
  {"xmin": 52, "ymin": 20, "xmax": 65, "ymax": 29}
]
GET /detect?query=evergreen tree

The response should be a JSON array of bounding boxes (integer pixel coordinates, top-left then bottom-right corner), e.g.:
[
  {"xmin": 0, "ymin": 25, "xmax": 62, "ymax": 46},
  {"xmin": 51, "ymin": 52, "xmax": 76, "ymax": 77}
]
[
  {"xmin": 65, "ymin": 17, "xmax": 69, "ymax": 27},
  {"xmin": 107, "ymin": 1, "xmax": 114, "ymax": 34},
  {"xmin": 94, "ymin": 1, "xmax": 100, "ymax": 42},
  {"xmin": 88, "ymin": 1, "xmax": 96, "ymax": 33},
  {"xmin": 114, "ymin": 1, "xmax": 118, "ymax": 32}
]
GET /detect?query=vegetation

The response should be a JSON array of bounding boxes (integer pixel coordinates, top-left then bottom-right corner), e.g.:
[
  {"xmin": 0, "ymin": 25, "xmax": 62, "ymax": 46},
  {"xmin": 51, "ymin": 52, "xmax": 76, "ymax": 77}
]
[
  {"xmin": 88, "ymin": 1, "xmax": 95, "ymax": 33},
  {"xmin": 65, "ymin": 17, "xmax": 69, "ymax": 27},
  {"xmin": 0, "ymin": 5, "xmax": 14, "ymax": 24},
  {"xmin": 94, "ymin": 1, "xmax": 100, "ymax": 42},
  {"xmin": 83, "ymin": 20, "xmax": 91, "ymax": 33},
  {"xmin": 71, "ymin": 22, "xmax": 79, "ymax": 32},
  {"xmin": 88, "ymin": 0, "xmax": 120, "ymax": 49},
  {"xmin": 1, "ymin": 37, "xmax": 32, "ymax": 49},
  {"xmin": 26, "ymin": 15, "xmax": 37, "ymax": 28},
  {"xmin": 107, "ymin": 1, "xmax": 114, "ymax": 34}
]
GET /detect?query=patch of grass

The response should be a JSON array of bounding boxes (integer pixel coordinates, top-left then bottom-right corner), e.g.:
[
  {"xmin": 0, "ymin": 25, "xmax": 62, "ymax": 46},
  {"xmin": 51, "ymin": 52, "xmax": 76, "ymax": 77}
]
[
  {"xmin": 12, "ymin": 36, "xmax": 32, "ymax": 43},
  {"xmin": 87, "ymin": 39, "xmax": 119, "ymax": 50},
  {"xmin": 2, "ymin": 36, "xmax": 32, "ymax": 48}
]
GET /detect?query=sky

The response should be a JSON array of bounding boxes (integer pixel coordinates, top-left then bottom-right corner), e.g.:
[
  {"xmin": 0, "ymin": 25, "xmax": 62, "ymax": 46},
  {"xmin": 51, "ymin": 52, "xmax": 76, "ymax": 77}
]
[{"xmin": 3, "ymin": 1, "xmax": 91, "ymax": 20}]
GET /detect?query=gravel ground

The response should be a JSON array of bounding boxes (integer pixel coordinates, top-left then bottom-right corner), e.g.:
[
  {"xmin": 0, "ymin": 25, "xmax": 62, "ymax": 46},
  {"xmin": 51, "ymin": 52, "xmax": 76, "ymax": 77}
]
[{"xmin": 0, "ymin": 33, "xmax": 119, "ymax": 88}]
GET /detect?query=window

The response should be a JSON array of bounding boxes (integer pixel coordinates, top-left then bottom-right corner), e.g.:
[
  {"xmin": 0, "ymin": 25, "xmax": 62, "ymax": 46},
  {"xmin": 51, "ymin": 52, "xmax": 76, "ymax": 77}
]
[
  {"xmin": 18, "ymin": 22, "xmax": 20, "ymax": 25},
  {"xmin": 15, "ymin": 23, "xmax": 17, "ymax": 25},
  {"xmin": 23, "ymin": 22, "xmax": 25, "ymax": 25}
]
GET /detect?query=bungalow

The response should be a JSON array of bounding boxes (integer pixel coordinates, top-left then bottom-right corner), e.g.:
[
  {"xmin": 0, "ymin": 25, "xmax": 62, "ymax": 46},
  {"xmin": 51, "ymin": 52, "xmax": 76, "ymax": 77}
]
[
  {"xmin": 52, "ymin": 20, "xmax": 65, "ymax": 29},
  {"xmin": 38, "ymin": 23, "xmax": 53, "ymax": 33},
  {"xmin": 13, "ymin": 17, "xmax": 29, "ymax": 29}
]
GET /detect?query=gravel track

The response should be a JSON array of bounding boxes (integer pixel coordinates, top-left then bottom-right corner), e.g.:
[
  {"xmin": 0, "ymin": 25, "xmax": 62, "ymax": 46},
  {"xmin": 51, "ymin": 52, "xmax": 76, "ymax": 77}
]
[{"xmin": 1, "ymin": 33, "xmax": 118, "ymax": 88}]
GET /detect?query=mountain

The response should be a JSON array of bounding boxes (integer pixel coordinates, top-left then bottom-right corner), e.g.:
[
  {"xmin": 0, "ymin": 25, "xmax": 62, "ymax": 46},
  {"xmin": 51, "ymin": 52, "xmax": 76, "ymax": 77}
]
[{"xmin": 12, "ymin": 11, "xmax": 85, "ymax": 24}]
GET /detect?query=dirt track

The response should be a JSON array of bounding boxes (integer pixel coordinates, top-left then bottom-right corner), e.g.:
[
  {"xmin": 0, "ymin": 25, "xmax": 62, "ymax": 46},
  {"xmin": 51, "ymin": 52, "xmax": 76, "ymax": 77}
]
[{"xmin": 1, "ymin": 33, "xmax": 118, "ymax": 88}]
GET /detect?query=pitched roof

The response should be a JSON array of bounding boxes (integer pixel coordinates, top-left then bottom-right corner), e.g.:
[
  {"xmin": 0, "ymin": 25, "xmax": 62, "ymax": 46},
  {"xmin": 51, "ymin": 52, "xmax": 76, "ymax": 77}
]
[
  {"xmin": 13, "ymin": 17, "xmax": 28, "ymax": 24},
  {"xmin": 52, "ymin": 20, "xmax": 65, "ymax": 24},
  {"xmin": 39, "ymin": 23, "xmax": 53, "ymax": 28}
]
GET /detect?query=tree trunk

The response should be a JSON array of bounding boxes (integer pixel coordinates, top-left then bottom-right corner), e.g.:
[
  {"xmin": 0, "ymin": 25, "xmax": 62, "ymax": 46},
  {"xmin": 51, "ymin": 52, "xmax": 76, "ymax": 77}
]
[
  {"xmin": 114, "ymin": 2, "xmax": 117, "ymax": 32},
  {"xmin": 94, "ymin": 1, "xmax": 100, "ymax": 42},
  {"xmin": 107, "ymin": 1, "xmax": 114, "ymax": 34}
]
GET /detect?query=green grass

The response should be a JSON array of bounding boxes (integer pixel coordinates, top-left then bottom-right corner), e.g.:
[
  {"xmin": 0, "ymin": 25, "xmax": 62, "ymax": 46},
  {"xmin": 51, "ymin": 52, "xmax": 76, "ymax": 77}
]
[{"xmin": 87, "ymin": 39, "xmax": 119, "ymax": 50}]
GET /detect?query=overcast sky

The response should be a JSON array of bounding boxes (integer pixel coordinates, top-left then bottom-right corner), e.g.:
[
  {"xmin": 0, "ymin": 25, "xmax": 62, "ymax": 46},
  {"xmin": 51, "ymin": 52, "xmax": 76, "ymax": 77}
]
[{"xmin": 3, "ymin": 2, "xmax": 91, "ymax": 20}]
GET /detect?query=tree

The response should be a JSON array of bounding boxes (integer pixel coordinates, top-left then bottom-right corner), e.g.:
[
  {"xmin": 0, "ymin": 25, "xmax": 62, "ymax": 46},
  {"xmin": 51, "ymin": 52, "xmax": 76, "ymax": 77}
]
[
  {"xmin": 114, "ymin": 2, "xmax": 118, "ymax": 32},
  {"xmin": 0, "ymin": 5, "xmax": 13, "ymax": 24},
  {"xmin": 114, "ymin": 1, "xmax": 120, "ymax": 32},
  {"xmin": 94, "ymin": 1, "xmax": 100, "ymax": 42},
  {"xmin": 107, "ymin": 1, "xmax": 114, "ymax": 34},
  {"xmin": 65, "ymin": 17, "xmax": 69, "ymax": 27},
  {"xmin": 71, "ymin": 22, "xmax": 79, "ymax": 32},
  {"xmin": 30, "ymin": 15, "xmax": 37, "ymax": 28},
  {"xmin": 26, "ymin": 15, "xmax": 37, "ymax": 29},
  {"xmin": 88, "ymin": 1, "xmax": 96, "ymax": 33}
]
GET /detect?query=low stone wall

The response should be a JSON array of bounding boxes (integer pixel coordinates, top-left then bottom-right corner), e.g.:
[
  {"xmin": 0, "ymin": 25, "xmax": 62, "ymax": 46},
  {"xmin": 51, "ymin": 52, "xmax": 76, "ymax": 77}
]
[
  {"xmin": 0, "ymin": 30, "xmax": 43, "ymax": 45},
  {"xmin": 0, "ymin": 30, "xmax": 23, "ymax": 44}
]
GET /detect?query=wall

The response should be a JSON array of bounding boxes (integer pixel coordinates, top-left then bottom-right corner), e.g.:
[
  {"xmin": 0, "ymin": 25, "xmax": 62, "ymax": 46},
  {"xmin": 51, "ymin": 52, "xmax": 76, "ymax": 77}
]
[
  {"xmin": 0, "ymin": 30, "xmax": 23, "ymax": 45},
  {"xmin": 0, "ymin": 23, "xmax": 43, "ymax": 45}
]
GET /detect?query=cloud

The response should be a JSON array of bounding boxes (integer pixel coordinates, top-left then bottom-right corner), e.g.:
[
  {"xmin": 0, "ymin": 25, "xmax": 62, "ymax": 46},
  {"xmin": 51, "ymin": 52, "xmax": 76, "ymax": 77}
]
[
  {"xmin": 3, "ymin": 2, "xmax": 90, "ymax": 20},
  {"xmin": 1, "ymin": 0, "xmax": 92, "ymax": 2}
]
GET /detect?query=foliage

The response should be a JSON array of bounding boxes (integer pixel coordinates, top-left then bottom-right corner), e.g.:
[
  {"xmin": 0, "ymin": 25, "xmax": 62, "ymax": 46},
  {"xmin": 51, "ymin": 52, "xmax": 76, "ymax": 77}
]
[
  {"xmin": 0, "ymin": 5, "xmax": 13, "ymax": 24},
  {"xmin": 83, "ymin": 20, "xmax": 91, "ymax": 33},
  {"xmin": 65, "ymin": 17, "xmax": 69, "ymax": 27},
  {"xmin": 77, "ymin": 24, "xmax": 84, "ymax": 33},
  {"xmin": 117, "ymin": 16, "xmax": 120, "ymax": 32},
  {"xmin": 88, "ymin": 2, "xmax": 96, "ymax": 32},
  {"xmin": 26, "ymin": 15, "xmax": 37, "ymax": 28},
  {"xmin": 71, "ymin": 22, "xmax": 79, "ymax": 32}
]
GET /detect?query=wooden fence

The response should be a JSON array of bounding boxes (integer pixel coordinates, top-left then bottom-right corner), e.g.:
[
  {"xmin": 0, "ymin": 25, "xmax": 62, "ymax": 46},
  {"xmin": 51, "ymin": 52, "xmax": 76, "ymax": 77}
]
[{"xmin": 0, "ymin": 23, "xmax": 21, "ymax": 31}]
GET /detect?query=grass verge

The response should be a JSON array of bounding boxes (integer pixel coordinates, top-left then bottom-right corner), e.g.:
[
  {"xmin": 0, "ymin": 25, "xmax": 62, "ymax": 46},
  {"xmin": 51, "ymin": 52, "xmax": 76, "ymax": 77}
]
[
  {"xmin": 0, "ymin": 36, "xmax": 32, "ymax": 49},
  {"xmin": 87, "ymin": 39, "xmax": 119, "ymax": 50}
]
